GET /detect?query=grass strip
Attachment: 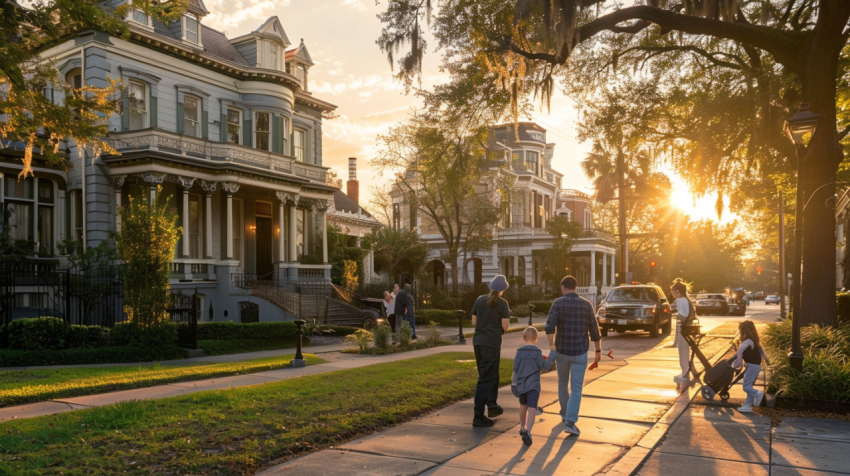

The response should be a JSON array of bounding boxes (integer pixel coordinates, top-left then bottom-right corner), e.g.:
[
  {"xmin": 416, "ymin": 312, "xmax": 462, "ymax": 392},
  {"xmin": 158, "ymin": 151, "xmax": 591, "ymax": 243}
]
[
  {"xmin": 0, "ymin": 352, "xmax": 512, "ymax": 476},
  {"xmin": 0, "ymin": 354, "xmax": 324, "ymax": 408}
]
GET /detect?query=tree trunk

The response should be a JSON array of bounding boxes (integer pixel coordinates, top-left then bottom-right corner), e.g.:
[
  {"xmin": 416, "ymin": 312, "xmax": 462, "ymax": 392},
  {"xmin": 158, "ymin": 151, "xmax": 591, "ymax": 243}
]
[{"xmin": 448, "ymin": 251, "xmax": 460, "ymax": 295}]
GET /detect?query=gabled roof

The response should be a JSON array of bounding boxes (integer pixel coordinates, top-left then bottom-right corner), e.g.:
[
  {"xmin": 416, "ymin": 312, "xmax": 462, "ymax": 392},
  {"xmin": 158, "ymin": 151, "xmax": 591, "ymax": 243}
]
[
  {"xmin": 253, "ymin": 16, "xmax": 291, "ymax": 47},
  {"xmin": 286, "ymin": 39, "xmax": 314, "ymax": 66},
  {"xmin": 188, "ymin": 0, "xmax": 210, "ymax": 16}
]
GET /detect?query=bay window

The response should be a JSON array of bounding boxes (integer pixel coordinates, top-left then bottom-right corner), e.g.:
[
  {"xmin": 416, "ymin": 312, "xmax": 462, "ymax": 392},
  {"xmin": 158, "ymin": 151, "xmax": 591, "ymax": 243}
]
[
  {"xmin": 128, "ymin": 80, "xmax": 147, "ymax": 130},
  {"xmin": 226, "ymin": 108, "xmax": 241, "ymax": 144},
  {"xmin": 182, "ymin": 95, "xmax": 201, "ymax": 138},
  {"xmin": 293, "ymin": 129, "xmax": 305, "ymax": 162},
  {"xmin": 255, "ymin": 112, "xmax": 271, "ymax": 151}
]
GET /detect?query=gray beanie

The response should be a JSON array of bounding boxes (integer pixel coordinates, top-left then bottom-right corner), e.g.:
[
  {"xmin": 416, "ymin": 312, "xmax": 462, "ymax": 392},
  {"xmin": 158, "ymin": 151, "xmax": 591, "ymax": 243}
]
[{"xmin": 489, "ymin": 275, "xmax": 509, "ymax": 292}]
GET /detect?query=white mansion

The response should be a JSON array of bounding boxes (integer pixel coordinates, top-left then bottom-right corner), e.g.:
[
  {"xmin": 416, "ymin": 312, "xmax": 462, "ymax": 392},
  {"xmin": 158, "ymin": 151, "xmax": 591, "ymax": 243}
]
[
  {"xmin": 1, "ymin": 1, "xmax": 341, "ymax": 322},
  {"xmin": 391, "ymin": 122, "xmax": 618, "ymax": 299}
]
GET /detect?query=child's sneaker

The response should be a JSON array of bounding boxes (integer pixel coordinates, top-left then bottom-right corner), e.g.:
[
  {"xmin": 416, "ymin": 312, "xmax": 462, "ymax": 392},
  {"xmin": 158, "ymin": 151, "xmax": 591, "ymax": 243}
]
[
  {"xmin": 738, "ymin": 404, "xmax": 753, "ymax": 413},
  {"xmin": 520, "ymin": 429, "xmax": 532, "ymax": 447},
  {"xmin": 754, "ymin": 391, "xmax": 765, "ymax": 407},
  {"xmin": 673, "ymin": 373, "xmax": 690, "ymax": 384},
  {"xmin": 563, "ymin": 422, "xmax": 581, "ymax": 436}
]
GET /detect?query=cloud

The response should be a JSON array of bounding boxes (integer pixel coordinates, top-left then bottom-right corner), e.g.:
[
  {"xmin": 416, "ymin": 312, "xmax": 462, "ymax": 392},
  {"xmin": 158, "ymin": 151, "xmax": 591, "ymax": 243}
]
[
  {"xmin": 203, "ymin": 0, "xmax": 291, "ymax": 33},
  {"xmin": 310, "ymin": 71, "xmax": 404, "ymax": 96},
  {"xmin": 341, "ymin": 0, "xmax": 369, "ymax": 11}
]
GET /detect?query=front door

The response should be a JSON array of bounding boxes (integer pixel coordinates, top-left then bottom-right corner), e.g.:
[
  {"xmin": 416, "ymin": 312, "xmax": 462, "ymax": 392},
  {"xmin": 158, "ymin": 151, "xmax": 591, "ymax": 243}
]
[{"xmin": 256, "ymin": 216, "xmax": 273, "ymax": 278}]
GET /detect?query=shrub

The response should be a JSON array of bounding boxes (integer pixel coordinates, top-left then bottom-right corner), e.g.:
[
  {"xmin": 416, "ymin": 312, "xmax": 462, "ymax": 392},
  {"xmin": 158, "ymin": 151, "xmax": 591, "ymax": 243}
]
[
  {"xmin": 5, "ymin": 317, "xmax": 68, "ymax": 350},
  {"xmin": 66, "ymin": 325, "xmax": 108, "ymax": 348},
  {"xmin": 528, "ymin": 301, "xmax": 554, "ymax": 315},
  {"xmin": 0, "ymin": 345, "xmax": 188, "ymax": 367},
  {"xmin": 197, "ymin": 338, "xmax": 306, "ymax": 356},
  {"xmin": 373, "ymin": 323, "xmax": 392, "ymax": 350},
  {"xmin": 186, "ymin": 322, "xmax": 299, "ymax": 341},
  {"xmin": 110, "ymin": 321, "xmax": 177, "ymax": 347},
  {"xmin": 345, "ymin": 329, "xmax": 373, "ymax": 352},
  {"xmin": 399, "ymin": 321, "xmax": 413, "ymax": 347},
  {"xmin": 417, "ymin": 309, "xmax": 469, "ymax": 327},
  {"xmin": 423, "ymin": 321, "xmax": 443, "ymax": 346}
]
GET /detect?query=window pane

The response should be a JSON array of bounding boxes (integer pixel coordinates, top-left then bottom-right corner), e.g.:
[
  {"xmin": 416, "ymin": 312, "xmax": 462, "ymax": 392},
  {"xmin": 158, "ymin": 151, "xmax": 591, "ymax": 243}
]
[
  {"xmin": 38, "ymin": 180, "xmax": 54, "ymax": 204},
  {"xmin": 255, "ymin": 112, "xmax": 270, "ymax": 151},
  {"xmin": 129, "ymin": 82, "xmax": 146, "ymax": 130},
  {"xmin": 183, "ymin": 96, "xmax": 199, "ymax": 137},
  {"xmin": 293, "ymin": 130, "xmax": 304, "ymax": 161},
  {"xmin": 5, "ymin": 177, "xmax": 33, "ymax": 199},
  {"xmin": 38, "ymin": 206, "xmax": 53, "ymax": 254},
  {"xmin": 5, "ymin": 202, "xmax": 32, "ymax": 242},
  {"xmin": 133, "ymin": 9, "xmax": 147, "ymax": 24},
  {"xmin": 185, "ymin": 15, "xmax": 198, "ymax": 43},
  {"xmin": 227, "ymin": 109, "xmax": 241, "ymax": 144}
]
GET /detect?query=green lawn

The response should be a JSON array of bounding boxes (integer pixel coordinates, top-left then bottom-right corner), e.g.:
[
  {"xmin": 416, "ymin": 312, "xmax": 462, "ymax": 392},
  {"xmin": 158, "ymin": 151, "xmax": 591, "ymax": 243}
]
[
  {"xmin": 0, "ymin": 352, "xmax": 513, "ymax": 475},
  {"xmin": 0, "ymin": 354, "xmax": 324, "ymax": 408}
]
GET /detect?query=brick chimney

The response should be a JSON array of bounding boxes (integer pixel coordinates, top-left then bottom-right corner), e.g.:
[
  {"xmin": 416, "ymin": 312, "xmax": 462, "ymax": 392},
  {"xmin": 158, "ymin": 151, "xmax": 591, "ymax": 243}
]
[{"xmin": 346, "ymin": 157, "xmax": 359, "ymax": 205}]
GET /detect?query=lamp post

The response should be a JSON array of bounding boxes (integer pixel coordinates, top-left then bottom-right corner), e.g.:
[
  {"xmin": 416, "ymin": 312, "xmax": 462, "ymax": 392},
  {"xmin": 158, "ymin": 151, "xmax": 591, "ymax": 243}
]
[
  {"xmin": 292, "ymin": 319, "xmax": 307, "ymax": 368},
  {"xmin": 783, "ymin": 103, "xmax": 822, "ymax": 372},
  {"xmin": 455, "ymin": 310, "xmax": 466, "ymax": 344}
]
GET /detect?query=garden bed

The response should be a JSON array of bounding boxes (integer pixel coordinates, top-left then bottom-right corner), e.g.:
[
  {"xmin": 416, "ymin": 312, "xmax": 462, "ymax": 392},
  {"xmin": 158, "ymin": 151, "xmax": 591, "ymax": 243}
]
[
  {"xmin": 0, "ymin": 354, "xmax": 324, "ymax": 408},
  {"xmin": 342, "ymin": 339, "xmax": 454, "ymax": 355},
  {"xmin": 0, "ymin": 353, "xmax": 513, "ymax": 475}
]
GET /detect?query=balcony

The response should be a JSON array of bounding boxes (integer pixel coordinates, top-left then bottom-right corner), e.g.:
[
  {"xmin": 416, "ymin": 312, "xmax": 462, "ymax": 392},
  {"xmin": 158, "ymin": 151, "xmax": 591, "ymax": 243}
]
[
  {"xmin": 495, "ymin": 225, "xmax": 551, "ymax": 237},
  {"xmin": 103, "ymin": 128, "xmax": 327, "ymax": 183},
  {"xmin": 578, "ymin": 228, "xmax": 617, "ymax": 243},
  {"xmin": 169, "ymin": 259, "xmax": 217, "ymax": 282}
]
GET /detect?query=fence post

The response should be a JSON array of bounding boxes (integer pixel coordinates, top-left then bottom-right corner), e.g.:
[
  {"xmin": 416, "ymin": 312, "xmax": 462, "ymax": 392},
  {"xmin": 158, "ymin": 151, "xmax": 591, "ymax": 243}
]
[
  {"xmin": 64, "ymin": 269, "xmax": 71, "ymax": 326},
  {"xmin": 192, "ymin": 294, "xmax": 198, "ymax": 350}
]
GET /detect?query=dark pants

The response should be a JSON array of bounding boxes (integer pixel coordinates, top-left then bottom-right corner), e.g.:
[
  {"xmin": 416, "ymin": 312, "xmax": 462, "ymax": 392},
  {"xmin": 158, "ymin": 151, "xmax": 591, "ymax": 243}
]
[
  {"xmin": 406, "ymin": 309, "xmax": 417, "ymax": 337},
  {"xmin": 474, "ymin": 345, "xmax": 501, "ymax": 417}
]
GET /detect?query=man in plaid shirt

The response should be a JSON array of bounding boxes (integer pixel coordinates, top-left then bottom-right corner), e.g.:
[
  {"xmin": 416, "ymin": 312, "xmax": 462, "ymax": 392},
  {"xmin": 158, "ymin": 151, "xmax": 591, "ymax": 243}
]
[{"xmin": 545, "ymin": 275, "xmax": 602, "ymax": 436}]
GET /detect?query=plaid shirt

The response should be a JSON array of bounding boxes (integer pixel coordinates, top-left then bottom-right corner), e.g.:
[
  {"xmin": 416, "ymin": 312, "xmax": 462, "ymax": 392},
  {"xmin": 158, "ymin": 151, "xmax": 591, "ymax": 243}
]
[{"xmin": 544, "ymin": 293, "xmax": 601, "ymax": 356}]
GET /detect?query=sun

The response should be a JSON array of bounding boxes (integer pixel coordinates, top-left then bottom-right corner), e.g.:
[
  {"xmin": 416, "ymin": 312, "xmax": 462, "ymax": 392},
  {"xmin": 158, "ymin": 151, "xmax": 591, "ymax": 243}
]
[{"xmin": 667, "ymin": 174, "xmax": 738, "ymax": 224}]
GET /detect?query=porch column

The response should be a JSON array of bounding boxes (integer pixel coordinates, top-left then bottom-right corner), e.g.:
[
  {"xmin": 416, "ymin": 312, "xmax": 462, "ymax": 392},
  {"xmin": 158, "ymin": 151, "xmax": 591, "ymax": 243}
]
[
  {"xmin": 142, "ymin": 172, "xmax": 164, "ymax": 208},
  {"xmin": 222, "ymin": 183, "xmax": 240, "ymax": 260},
  {"xmin": 590, "ymin": 250, "xmax": 596, "ymax": 287},
  {"xmin": 179, "ymin": 177, "xmax": 195, "ymax": 258},
  {"xmin": 289, "ymin": 194, "xmax": 300, "ymax": 262},
  {"xmin": 602, "ymin": 253, "xmax": 607, "ymax": 288},
  {"xmin": 113, "ymin": 176, "xmax": 125, "ymax": 233},
  {"xmin": 513, "ymin": 256, "xmax": 518, "ymax": 277},
  {"xmin": 610, "ymin": 253, "xmax": 616, "ymax": 286},
  {"xmin": 276, "ymin": 192, "xmax": 287, "ymax": 262},
  {"xmin": 202, "ymin": 181, "xmax": 216, "ymax": 259},
  {"xmin": 320, "ymin": 204, "xmax": 329, "ymax": 264}
]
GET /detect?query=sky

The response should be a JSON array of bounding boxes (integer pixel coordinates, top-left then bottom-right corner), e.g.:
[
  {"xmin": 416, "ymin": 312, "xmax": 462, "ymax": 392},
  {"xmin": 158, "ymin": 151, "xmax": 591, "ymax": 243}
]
[{"xmin": 199, "ymin": 0, "xmax": 735, "ymax": 224}]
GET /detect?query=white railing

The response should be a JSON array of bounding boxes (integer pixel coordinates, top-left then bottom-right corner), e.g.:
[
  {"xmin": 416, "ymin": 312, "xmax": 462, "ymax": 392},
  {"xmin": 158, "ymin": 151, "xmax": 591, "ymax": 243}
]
[
  {"xmin": 104, "ymin": 128, "xmax": 327, "ymax": 183},
  {"xmin": 495, "ymin": 225, "xmax": 551, "ymax": 237}
]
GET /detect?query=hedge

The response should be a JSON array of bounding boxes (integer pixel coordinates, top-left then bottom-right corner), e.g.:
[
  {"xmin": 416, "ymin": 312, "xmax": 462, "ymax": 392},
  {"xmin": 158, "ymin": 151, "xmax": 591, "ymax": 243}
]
[
  {"xmin": 179, "ymin": 322, "xmax": 300, "ymax": 342},
  {"xmin": 3, "ymin": 318, "xmax": 108, "ymax": 351},
  {"xmin": 417, "ymin": 309, "xmax": 470, "ymax": 327},
  {"xmin": 0, "ymin": 345, "xmax": 188, "ymax": 367},
  {"xmin": 110, "ymin": 322, "xmax": 178, "ymax": 347},
  {"xmin": 837, "ymin": 292, "xmax": 850, "ymax": 325},
  {"xmin": 197, "ymin": 338, "xmax": 307, "ymax": 356},
  {"xmin": 528, "ymin": 301, "xmax": 553, "ymax": 314}
]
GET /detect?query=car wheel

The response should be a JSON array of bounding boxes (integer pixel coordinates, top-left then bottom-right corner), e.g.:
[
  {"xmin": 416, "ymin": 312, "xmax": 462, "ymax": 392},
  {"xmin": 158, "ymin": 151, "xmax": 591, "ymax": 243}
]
[
  {"xmin": 662, "ymin": 318, "xmax": 672, "ymax": 335},
  {"xmin": 362, "ymin": 317, "xmax": 377, "ymax": 330},
  {"xmin": 600, "ymin": 327, "xmax": 608, "ymax": 337},
  {"xmin": 649, "ymin": 317, "xmax": 659, "ymax": 338}
]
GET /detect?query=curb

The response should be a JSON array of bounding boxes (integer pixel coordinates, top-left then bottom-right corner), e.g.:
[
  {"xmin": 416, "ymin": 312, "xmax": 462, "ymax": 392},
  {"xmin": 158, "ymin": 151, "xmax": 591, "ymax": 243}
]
[{"xmin": 604, "ymin": 337, "xmax": 736, "ymax": 476}]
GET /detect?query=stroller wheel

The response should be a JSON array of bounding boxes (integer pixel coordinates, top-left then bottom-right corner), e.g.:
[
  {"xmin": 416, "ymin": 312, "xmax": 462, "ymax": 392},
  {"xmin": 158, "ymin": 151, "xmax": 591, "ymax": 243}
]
[
  {"xmin": 701, "ymin": 386, "xmax": 716, "ymax": 401},
  {"xmin": 719, "ymin": 390, "xmax": 730, "ymax": 401}
]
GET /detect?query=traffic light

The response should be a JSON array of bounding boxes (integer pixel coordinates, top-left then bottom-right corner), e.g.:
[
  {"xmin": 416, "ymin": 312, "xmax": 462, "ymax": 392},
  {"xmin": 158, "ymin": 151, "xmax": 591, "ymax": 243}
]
[
  {"xmin": 650, "ymin": 261, "xmax": 657, "ymax": 268},
  {"xmin": 757, "ymin": 266, "xmax": 762, "ymax": 275}
]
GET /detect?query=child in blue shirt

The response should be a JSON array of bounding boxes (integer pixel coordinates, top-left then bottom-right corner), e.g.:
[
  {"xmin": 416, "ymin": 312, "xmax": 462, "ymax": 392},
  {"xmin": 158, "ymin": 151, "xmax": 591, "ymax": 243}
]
[{"xmin": 512, "ymin": 327, "xmax": 557, "ymax": 447}]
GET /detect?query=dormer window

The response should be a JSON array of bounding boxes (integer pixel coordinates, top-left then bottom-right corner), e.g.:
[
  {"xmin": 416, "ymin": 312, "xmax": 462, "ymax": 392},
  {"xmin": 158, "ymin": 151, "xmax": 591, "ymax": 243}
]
[
  {"xmin": 132, "ymin": 9, "xmax": 148, "ymax": 25},
  {"xmin": 184, "ymin": 14, "xmax": 199, "ymax": 44},
  {"xmin": 294, "ymin": 65, "xmax": 307, "ymax": 89},
  {"xmin": 528, "ymin": 131, "xmax": 544, "ymax": 142}
]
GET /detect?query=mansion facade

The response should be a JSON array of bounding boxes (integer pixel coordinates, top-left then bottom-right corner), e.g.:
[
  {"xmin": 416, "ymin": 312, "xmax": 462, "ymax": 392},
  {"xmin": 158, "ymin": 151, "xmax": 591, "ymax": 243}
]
[
  {"xmin": 391, "ymin": 122, "xmax": 618, "ymax": 300},
  {"xmin": 1, "ymin": 1, "xmax": 339, "ymax": 322}
]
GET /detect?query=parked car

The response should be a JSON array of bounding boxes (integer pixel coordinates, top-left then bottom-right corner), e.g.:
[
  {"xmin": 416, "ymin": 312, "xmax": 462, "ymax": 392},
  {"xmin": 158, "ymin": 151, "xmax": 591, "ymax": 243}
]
[
  {"xmin": 596, "ymin": 285, "xmax": 673, "ymax": 338},
  {"xmin": 694, "ymin": 293, "xmax": 729, "ymax": 316},
  {"xmin": 751, "ymin": 291, "xmax": 765, "ymax": 300},
  {"xmin": 765, "ymin": 295, "xmax": 781, "ymax": 305},
  {"xmin": 726, "ymin": 289, "xmax": 747, "ymax": 316}
]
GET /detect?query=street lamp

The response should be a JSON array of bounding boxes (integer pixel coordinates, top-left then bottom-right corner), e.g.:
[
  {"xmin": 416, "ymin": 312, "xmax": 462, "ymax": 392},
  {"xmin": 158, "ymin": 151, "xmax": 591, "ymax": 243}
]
[{"xmin": 784, "ymin": 103, "xmax": 822, "ymax": 372}]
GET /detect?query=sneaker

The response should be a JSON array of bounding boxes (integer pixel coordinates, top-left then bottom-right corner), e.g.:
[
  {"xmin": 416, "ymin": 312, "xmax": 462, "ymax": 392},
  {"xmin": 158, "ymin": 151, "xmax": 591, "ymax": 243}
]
[
  {"xmin": 563, "ymin": 422, "xmax": 581, "ymax": 436},
  {"xmin": 755, "ymin": 391, "xmax": 765, "ymax": 407},
  {"xmin": 738, "ymin": 405, "xmax": 753, "ymax": 413},
  {"xmin": 488, "ymin": 405, "xmax": 504, "ymax": 418},
  {"xmin": 673, "ymin": 373, "xmax": 690, "ymax": 384},
  {"xmin": 473, "ymin": 415, "xmax": 495, "ymax": 427},
  {"xmin": 520, "ymin": 429, "xmax": 533, "ymax": 447}
]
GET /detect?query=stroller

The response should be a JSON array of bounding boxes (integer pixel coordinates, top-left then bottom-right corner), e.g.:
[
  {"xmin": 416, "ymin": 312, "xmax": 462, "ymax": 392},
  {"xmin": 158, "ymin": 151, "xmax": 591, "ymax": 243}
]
[{"xmin": 680, "ymin": 319, "xmax": 749, "ymax": 402}]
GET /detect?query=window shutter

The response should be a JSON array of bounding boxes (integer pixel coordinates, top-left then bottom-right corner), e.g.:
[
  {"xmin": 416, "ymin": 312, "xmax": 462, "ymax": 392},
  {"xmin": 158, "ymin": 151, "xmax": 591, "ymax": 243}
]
[
  {"xmin": 176, "ymin": 101, "xmax": 184, "ymax": 135},
  {"xmin": 202, "ymin": 107, "xmax": 208, "ymax": 140},
  {"xmin": 121, "ymin": 87, "xmax": 130, "ymax": 132},
  {"xmin": 243, "ymin": 118, "xmax": 252, "ymax": 147},
  {"xmin": 272, "ymin": 115, "xmax": 281, "ymax": 154},
  {"xmin": 150, "ymin": 96, "xmax": 157, "ymax": 128},
  {"xmin": 220, "ymin": 113, "xmax": 227, "ymax": 143}
]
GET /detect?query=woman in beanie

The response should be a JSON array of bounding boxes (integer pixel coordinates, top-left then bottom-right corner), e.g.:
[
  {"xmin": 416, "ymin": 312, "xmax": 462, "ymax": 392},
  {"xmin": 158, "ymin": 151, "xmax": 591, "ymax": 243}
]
[{"xmin": 470, "ymin": 275, "xmax": 511, "ymax": 427}]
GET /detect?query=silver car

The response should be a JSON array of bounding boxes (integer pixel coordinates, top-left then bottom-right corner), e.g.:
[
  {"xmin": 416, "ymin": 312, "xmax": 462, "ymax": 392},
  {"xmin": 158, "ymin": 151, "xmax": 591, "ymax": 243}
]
[{"xmin": 765, "ymin": 295, "xmax": 781, "ymax": 305}]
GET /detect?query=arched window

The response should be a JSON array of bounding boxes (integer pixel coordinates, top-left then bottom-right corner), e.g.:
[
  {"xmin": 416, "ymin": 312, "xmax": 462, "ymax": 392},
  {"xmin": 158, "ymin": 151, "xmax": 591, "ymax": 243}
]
[{"xmin": 584, "ymin": 210, "xmax": 592, "ymax": 230}]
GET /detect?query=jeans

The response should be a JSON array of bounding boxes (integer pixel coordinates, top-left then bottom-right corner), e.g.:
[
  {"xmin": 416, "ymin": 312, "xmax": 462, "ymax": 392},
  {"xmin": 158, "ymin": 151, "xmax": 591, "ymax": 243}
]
[
  {"xmin": 474, "ymin": 345, "xmax": 501, "ymax": 417},
  {"xmin": 676, "ymin": 321, "xmax": 690, "ymax": 376},
  {"xmin": 556, "ymin": 352, "xmax": 588, "ymax": 424},
  {"xmin": 743, "ymin": 363, "xmax": 761, "ymax": 406},
  {"xmin": 406, "ymin": 311, "xmax": 417, "ymax": 337}
]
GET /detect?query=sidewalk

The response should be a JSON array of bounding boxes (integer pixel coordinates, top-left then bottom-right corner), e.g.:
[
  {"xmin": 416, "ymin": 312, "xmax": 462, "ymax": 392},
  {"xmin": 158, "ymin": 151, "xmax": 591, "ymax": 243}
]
[{"xmin": 258, "ymin": 328, "xmax": 736, "ymax": 475}]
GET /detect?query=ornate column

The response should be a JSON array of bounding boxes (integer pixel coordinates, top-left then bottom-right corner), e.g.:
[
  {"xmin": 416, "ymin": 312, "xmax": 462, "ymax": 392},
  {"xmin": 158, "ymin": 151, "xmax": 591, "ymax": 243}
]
[
  {"xmin": 113, "ymin": 176, "xmax": 126, "ymax": 233},
  {"xmin": 319, "ymin": 202, "xmax": 329, "ymax": 264},
  {"xmin": 141, "ymin": 172, "xmax": 165, "ymax": 207},
  {"xmin": 276, "ymin": 192, "xmax": 289, "ymax": 262},
  {"xmin": 222, "ymin": 182, "xmax": 240, "ymax": 260},
  {"xmin": 179, "ymin": 177, "xmax": 195, "ymax": 258},
  {"xmin": 590, "ymin": 250, "xmax": 596, "ymax": 288},
  {"xmin": 289, "ymin": 194, "xmax": 300, "ymax": 262},
  {"xmin": 201, "ymin": 181, "xmax": 216, "ymax": 259},
  {"xmin": 602, "ymin": 252, "xmax": 607, "ymax": 288},
  {"xmin": 512, "ymin": 256, "xmax": 518, "ymax": 277},
  {"xmin": 610, "ymin": 253, "xmax": 616, "ymax": 286}
]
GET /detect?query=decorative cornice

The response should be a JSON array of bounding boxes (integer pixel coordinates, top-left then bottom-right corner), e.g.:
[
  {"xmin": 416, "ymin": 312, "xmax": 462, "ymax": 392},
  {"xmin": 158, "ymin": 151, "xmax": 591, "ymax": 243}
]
[
  {"xmin": 113, "ymin": 175, "xmax": 126, "ymax": 188},
  {"xmin": 141, "ymin": 172, "xmax": 165, "ymax": 184},
  {"xmin": 201, "ymin": 180, "xmax": 217, "ymax": 192},
  {"xmin": 222, "ymin": 182, "xmax": 240, "ymax": 194},
  {"xmin": 178, "ymin": 176, "xmax": 196, "ymax": 188}
]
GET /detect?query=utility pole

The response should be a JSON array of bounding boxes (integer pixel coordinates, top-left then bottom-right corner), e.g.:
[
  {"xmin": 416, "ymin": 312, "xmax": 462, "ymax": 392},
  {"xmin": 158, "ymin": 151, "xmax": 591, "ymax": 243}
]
[
  {"xmin": 779, "ymin": 190, "xmax": 787, "ymax": 320},
  {"xmin": 616, "ymin": 148, "xmax": 628, "ymax": 284}
]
